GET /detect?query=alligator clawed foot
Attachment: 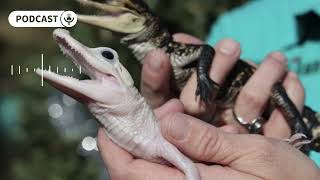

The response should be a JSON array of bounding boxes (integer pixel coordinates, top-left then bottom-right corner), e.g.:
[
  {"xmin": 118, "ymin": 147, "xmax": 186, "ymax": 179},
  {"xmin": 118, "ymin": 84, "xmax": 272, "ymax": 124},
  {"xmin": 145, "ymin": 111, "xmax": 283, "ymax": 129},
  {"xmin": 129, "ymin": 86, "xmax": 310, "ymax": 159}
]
[
  {"xmin": 284, "ymin": 133, "xmax": 312, "ymax": 149},
  {"xmin": 196, "ymin": 75, "xmax": 219, "ymax": 103}
]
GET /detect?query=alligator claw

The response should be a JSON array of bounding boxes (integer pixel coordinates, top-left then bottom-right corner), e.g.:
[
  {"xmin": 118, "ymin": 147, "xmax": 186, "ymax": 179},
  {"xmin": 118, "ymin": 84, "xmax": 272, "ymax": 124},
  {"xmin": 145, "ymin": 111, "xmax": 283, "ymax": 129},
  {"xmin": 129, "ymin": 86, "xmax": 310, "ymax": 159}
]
[
  {"xmin": 196, "ymin": 75, "xmax": 219, "ymax": 103},
  {"xmin": 284, "ymin": 133, "xmax": 312, "ymax": 149}
]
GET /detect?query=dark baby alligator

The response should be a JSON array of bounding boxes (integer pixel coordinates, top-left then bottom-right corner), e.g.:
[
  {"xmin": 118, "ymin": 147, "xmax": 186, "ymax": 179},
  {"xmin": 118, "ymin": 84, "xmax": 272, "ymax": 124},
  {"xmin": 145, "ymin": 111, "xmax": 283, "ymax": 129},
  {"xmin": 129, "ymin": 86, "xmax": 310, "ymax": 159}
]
[{"xmin": 76, "ymin": 0, "xmax": 320, "ymax": 152}]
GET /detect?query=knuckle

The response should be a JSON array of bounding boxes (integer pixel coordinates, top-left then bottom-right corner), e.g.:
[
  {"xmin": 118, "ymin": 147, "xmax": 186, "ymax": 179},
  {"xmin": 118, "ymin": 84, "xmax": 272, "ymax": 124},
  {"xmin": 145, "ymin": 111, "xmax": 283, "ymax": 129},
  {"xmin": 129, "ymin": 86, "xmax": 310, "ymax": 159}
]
[
  {"xmin": 195, "ymin": 126, "xmax": 219, "ymax": 160},
  {"xmin": 161, "ymin": 113, "xmax": 181, "ymax": 135},
  {"xmin": 183, "ymin": 101, "xmax": 207, "ymax": 115},
  {"xmin": 181, "ymin": 96, "xmax": 209, "ymax": 116},
  {"xmin": 141, "ymin": 82, "xmax": 167, "ymax": 103},
  {"xmin": 142, "ymin": 79, "xmax": 162, "ymax": 93},
  {"xmin": 240, "ymin": 90, "xmax": 265, "ymax": 107},
  {"xmin": 141, "ymin": 82, "xmax": 152, "ymax": 94},
  {"xmin": 164, "ymin": 112, "xmax": 180, "ymax": 122}
]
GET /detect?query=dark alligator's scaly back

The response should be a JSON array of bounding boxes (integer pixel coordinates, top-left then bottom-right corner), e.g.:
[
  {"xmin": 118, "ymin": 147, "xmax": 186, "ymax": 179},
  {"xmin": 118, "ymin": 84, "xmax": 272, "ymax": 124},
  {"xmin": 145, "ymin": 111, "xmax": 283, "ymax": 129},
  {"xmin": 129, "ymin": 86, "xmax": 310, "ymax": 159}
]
[
  {"xmin": 126, "ymin": 23, "xmax": 171, "ymax": 62},
  {"xmin": 215, "ymin": 60, "xmax": 255, "ymax": 107}
]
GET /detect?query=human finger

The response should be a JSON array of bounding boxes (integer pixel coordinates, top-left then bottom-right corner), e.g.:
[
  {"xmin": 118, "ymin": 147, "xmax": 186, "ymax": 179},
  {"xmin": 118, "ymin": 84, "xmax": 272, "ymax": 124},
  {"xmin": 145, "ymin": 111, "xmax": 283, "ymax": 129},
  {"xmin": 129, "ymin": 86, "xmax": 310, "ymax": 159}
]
[
  {"xmin": 141, "ymin": 49, "xmax": 173, "ymax": 108},
  {"xmin": 180, "ymin": 39, "xmax": 241, "ymax": 119},
  {"xmin": 234, "ymin": 52, "xmax": 288, "ymax": 127},
  {"xmin": 263, "ymin": 72, "xmax": 305, "ymax": 138}
]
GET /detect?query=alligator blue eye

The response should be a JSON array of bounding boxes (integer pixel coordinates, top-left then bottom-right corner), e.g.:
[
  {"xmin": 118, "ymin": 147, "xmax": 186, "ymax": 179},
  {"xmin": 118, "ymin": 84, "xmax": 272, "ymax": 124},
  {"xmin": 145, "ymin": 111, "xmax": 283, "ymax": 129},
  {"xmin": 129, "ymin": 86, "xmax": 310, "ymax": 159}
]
[{"xmin": 102, "ymin": 50, "xmax": 114, "ymax": 60}]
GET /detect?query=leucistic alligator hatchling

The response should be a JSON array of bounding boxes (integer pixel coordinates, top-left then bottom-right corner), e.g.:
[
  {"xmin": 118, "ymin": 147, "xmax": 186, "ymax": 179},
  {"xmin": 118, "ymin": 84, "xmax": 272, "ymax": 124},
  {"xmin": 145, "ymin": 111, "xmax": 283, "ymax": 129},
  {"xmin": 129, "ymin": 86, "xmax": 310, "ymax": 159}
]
[
  {"xmin": 75, "ymin": 0, "xmax": 320, "ymax": 152},
  {"xmin": 36, "ymin": 29, "xmax": 200, "ymax": 180}
]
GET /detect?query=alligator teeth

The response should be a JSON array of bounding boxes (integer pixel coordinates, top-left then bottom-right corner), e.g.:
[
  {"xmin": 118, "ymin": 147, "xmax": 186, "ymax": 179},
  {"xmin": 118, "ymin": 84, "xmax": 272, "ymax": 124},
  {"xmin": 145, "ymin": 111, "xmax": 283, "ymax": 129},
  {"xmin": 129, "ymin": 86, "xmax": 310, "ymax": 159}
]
[
  {"xmin": 40, "ymin": 68, "xmax": 81, "ymax": 82},
  {"xmin": 57, "ymin": 43, "xmax": 83, "ymax": 72},
  {"xmin": 65, "ymin": 75, "xmax": 80, "ymax": 81}
]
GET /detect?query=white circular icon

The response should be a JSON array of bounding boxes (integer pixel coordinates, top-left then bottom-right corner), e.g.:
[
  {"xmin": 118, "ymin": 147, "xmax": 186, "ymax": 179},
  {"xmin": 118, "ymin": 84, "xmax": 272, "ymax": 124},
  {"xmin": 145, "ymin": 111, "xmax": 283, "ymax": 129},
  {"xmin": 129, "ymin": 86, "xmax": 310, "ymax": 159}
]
[
  {"xmin": 60, "ymin": 11, "xmax": 77, "ymax": 27},
  {"xmin": 82, "ymin": 136, "xmax": 98, "ymax": 151}
]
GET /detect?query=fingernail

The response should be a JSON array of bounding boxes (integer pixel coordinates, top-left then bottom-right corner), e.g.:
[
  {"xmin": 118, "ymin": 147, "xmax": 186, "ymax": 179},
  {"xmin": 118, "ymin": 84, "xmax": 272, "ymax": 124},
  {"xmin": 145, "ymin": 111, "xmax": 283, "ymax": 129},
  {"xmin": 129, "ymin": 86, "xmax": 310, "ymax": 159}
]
[
  {"xmin": 287, "ymin": 72, "xmax": 298, "ymax": 79},
  {"xmin": 147, "ymin": 58, "xmax": 163, "ymax": 72},
  {"xmin": 168, "ymin": 118, "xmax": 191, "ymax": 141},
  {"xmin": 218, "ymin": 39, "xmax": 239, "ymax": 55},
  {"xmin": 269, "ymin": 52, "xmax": 285, "ymax": 60},
  {"xmin": 269, "ymin": 52, "xmax": 287, "ymax": 63}
]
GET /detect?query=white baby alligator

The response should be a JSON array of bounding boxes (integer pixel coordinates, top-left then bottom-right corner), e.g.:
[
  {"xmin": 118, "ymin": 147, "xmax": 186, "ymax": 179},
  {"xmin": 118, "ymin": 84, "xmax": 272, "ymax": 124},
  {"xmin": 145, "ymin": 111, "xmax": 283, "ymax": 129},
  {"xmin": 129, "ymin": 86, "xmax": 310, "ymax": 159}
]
[{"xmin": 36, "ymin": 29, "xmax": 200, "ymax": 180}]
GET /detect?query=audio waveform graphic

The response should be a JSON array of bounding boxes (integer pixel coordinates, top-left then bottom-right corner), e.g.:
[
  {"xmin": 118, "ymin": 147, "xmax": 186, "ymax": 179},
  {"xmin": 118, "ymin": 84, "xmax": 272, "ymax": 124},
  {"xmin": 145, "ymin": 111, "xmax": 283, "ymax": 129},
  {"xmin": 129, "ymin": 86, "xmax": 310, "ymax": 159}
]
[{"xmin": 10, "ymin": 54, "xmax": 82, "ymax": 86}]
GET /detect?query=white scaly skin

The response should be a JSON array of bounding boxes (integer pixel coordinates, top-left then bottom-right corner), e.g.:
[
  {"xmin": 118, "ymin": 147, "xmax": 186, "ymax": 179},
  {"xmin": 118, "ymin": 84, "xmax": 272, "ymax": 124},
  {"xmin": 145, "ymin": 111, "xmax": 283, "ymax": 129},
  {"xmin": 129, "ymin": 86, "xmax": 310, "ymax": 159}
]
[{"xmin": 36, "ymin": 29, "xmax": 200, "ymax": 180}]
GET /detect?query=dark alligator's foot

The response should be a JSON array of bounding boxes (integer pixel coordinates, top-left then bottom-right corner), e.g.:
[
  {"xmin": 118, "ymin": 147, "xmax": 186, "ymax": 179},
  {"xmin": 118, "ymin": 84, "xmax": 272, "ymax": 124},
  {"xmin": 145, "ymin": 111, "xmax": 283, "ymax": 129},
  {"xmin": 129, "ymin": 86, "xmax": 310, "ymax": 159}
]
[
  {"xmin": 196, "ymin": 44, "xmax": 218, "ymax": 103},
  {"xmin": 196, "ymin": 75, "xmax": 219, "ymax": 103},
  {"xmin": 284, "ymin": 133, "xmax": 312, "ymax": 149}
]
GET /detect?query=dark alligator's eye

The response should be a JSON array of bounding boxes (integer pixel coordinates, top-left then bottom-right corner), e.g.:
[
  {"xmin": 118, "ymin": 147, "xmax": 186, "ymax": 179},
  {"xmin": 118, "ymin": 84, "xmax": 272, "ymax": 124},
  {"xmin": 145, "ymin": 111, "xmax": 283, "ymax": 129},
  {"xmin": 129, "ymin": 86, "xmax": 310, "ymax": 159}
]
[{"xmin": 102, "ymin": 50, "xmax": 114, "ymax": 60}]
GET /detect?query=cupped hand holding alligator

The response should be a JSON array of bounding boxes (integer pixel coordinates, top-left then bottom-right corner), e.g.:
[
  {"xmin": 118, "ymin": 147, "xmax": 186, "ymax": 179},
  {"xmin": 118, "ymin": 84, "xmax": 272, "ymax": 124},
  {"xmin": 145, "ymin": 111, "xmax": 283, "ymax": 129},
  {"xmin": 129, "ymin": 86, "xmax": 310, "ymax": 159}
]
[
  {"xmin": 38, "ymin": 29, "xmax": 320, "ymax": 180},
  {"xmin": 97, "ymin": 99, "xmax": 320, "ymax": 180},
  {"xmin": 32, "ymin": 0, "xmax": 320, "ymax": 179},
  {"xmin": 75, "ymin": 0, "xmax": 320, "ymax": 151}
]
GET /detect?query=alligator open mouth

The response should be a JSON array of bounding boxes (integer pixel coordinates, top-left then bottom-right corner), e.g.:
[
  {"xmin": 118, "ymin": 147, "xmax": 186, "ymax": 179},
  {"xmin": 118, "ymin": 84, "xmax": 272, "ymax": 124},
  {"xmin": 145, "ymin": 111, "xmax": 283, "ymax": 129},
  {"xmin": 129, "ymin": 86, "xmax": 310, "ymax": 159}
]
[
  {"xmin": 76, "ymin": 0, "xmax": 146, "ymax": 34},
  {"xmin": 36, "ymin": 29, "xmax": 124, "ymax": 104}
]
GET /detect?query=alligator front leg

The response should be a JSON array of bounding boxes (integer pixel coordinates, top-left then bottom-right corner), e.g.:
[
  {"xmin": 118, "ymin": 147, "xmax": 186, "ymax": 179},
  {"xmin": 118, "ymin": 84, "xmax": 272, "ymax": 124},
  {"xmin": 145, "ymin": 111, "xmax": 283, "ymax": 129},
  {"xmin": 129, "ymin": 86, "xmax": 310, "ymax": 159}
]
[{"xmin": 196, "ymin": 44, "xmax": 220, "ymax": 102}]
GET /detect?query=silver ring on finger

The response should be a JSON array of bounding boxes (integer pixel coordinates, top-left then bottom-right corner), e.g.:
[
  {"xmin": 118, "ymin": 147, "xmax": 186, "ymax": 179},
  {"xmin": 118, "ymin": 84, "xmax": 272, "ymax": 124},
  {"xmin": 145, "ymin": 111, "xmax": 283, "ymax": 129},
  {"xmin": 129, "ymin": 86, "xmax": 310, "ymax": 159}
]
[{"xmin": 232, "ymin": 107, "xmax": 266, "ymax": 134}]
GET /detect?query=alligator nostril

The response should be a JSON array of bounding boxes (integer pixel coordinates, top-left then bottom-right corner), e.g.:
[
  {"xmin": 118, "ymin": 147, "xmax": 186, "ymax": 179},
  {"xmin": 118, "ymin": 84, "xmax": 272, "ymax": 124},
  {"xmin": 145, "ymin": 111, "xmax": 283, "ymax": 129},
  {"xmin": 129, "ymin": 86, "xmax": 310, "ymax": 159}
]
[{"xmin": 102, "ymin": 50, "xmax": 114, "ymax": 60}]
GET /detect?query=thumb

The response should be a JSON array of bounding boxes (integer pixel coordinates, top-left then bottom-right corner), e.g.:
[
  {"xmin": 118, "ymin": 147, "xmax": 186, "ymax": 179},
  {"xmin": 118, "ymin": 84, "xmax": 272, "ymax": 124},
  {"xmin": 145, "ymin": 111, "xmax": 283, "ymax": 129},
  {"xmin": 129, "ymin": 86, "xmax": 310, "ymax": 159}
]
[{"xmin": 160, "ymin": 113, "xmax": 265, "ymax": 164}]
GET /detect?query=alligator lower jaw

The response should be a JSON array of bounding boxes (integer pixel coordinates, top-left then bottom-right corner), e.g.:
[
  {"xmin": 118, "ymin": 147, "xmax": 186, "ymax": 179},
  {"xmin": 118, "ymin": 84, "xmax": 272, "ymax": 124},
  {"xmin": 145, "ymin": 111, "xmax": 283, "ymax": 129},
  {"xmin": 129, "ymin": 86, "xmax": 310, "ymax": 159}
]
[{"xmin": 35, "ymin": 68, "xmax": 119, "ymax": 104}]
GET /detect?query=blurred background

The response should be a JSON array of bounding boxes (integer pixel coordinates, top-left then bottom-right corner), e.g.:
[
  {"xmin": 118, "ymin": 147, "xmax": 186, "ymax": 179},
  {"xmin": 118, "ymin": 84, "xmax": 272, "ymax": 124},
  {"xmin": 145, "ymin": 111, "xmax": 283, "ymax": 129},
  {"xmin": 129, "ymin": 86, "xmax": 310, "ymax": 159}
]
[{"xmin": 0, "ymin": 0, "xmax": 247, "ymax": 179}]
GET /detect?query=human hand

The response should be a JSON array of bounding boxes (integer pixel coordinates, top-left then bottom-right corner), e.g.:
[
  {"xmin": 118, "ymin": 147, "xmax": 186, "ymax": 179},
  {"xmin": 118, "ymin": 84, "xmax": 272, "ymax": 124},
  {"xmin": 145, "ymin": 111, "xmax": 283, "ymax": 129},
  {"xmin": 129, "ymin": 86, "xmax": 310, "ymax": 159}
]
[
  {"xmin": 97, "ymin": 100, "xmax": 320, "ymax": 180},
  {"xmin": 140, "ymin": 35, "xmax": 240, "ymax": 119},
  {"xmin": 140, "ymin": 35, "xmax": 304, "ymax": 139},
  {"xmin": 140, "ymin": 33, "xmax": 203, "ymax": 108},
  {"xmin": 223, "ymin": 52, "xmax": 305, "ymax": 138}
]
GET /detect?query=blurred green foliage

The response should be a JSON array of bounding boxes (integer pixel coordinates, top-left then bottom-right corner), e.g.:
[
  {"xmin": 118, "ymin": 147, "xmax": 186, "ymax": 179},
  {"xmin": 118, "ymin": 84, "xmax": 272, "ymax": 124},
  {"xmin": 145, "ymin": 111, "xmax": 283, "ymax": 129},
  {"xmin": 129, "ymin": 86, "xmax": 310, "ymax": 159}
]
[{"xmin": 0, "ymin": 0, "xmax": 246, "ymax": 179}]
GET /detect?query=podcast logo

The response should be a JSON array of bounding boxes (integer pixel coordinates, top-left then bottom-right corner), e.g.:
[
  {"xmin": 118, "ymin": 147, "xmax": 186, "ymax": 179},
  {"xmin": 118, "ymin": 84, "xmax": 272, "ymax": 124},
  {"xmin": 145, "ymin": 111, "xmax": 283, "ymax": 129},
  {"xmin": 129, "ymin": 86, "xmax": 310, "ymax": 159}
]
[
  {"xmin": 8, "ymin": 11, "xmax": 77, "ymax": 28},
  {"xmin": 60, "ymin": 11, "xmax": 77, "ymax": 27}
]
